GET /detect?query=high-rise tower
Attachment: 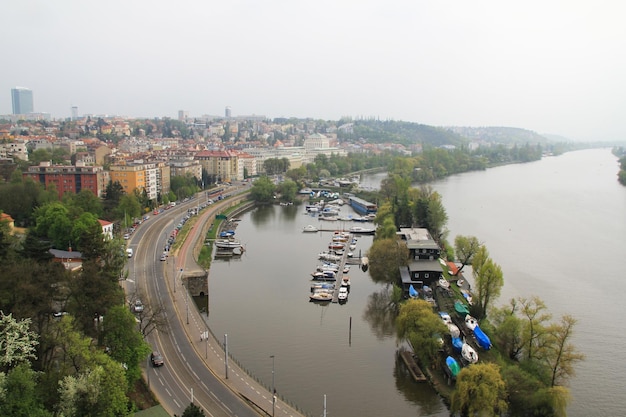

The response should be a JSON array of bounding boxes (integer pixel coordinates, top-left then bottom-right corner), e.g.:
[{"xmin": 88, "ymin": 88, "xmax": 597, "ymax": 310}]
[{"xmin": 11, "ymin": 87, "xmax": 34, "ymax": 114}]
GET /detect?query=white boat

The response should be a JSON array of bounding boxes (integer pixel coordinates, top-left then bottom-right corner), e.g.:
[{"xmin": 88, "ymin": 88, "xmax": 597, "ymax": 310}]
[
  {"xmin": 343, "ymin": 265, "xmax": 350, "ymax": 274},
  {"xmin": 448, "ymin": 323, "xmax": 460, "ymax": 338},
  {"xmin": 341, "ymin": 276, "xmax": 351, "ymax": 287},
  {"xmin": 465, "ymin": 315, "xmax": 478, "ymax": 331},
  {"xmin": 318, "ymin": 252, "xmax": 341, "ymax": 262},
  {"xmin": 438, "ymin": 277, "xmax": 450, "ymax": 289},
  {"xmin": 338, "ymin": 286, "xmax": 349, "ymax": 301},
  {"xmin": 461, "ymin": 342, "xmax": 479, "ymax": 364},
  {"xmin": 462, "ymin": 290, "xmax": 473, "ymax": 305},
  {"xmin": 310, "ymin": 291, "xmax": 333, "ymax": 302},
  {"xmin": 439, "ymin": 311, "xmax": 452, "ymax": 324},
  {"xmin": 348, "ymin": 226, "xmax": 375, "ymax": 235},
  {"xmin": 303, "ymin": 225, "xmax": 319, "ymax": 233},
  {"xmin": 215, "ymin": 239, "xmax": 243, "ymax": 249}
]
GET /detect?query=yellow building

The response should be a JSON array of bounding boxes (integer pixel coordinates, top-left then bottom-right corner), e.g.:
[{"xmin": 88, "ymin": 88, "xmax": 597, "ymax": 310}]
[{"xmin": 109, "ymin": 161, "xmax": 170, "ymax": 201}]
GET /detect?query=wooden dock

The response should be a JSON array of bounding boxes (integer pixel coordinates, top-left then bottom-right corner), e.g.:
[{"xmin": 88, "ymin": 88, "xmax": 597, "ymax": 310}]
[{"xmin": 398, "ymin": 349, "xmax": 428, "ymax": 382}]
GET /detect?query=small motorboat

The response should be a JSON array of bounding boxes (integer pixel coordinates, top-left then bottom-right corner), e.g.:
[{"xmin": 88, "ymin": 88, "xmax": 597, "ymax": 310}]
[
  {"xmin": 438, "ymin": 277, "xmax": 450, "ymax": 289},
  {"xmin": 451, "ymin": 336, "xmax": 463, "ymax": 352},
  {"xmin": 409, "ymin": 284, "xmax": 419, "ymax": 298},
  {"xmin": 473, "ymin": 325, "xmax": 492, "ymax": 350},
  {"xmin": 439, "ymin": 312, "xmax": 452, "ymax": 324},
  {"xmin": 462, "ymin": 290, "xmax": 473, "ymax": 305},
  {"xmin": 310, "ymin": 291, "xmax": 333, "ymax": 302},
  {"xmin": 303, "ymin": 225, "xmax": 319, "ymax": 233},
  {"xmin": 454, "ymin": 301, "xmax": 470, "ymax": 317}
]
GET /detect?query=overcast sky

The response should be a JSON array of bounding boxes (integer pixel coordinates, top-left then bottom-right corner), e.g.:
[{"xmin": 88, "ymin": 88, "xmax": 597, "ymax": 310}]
[{"xmin": 2, "ymin": 0, "xmax": 625, "ymax": 141}]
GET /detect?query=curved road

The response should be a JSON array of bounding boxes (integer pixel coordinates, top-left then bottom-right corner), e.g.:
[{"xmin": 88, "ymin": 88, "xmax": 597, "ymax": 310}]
[{"xmin": 126, "ymin": 193, "xmax": 304, "ymax": 417}]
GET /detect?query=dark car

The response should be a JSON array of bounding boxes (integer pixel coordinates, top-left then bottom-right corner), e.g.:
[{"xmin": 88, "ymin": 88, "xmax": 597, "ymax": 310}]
[{"xmin": 150, "ymin": 352, "xmax": 164, "ymax": 367}]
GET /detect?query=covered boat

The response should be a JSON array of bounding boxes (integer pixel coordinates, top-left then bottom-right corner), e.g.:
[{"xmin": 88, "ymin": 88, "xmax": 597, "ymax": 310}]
[
  {"xmin": 465, "ymin": 315, "xmax": 478, "ymax": 331},
  {"xmin": 439, "ymin": 312, "xmax": 452, "ymax": 324},
  {"xmin": 446, "ymin": 356, "xmax": 461, "ymax": 378},
  {"xmin": 409, "ymin": 285, "xmax": 419, "ymax": 298},
  {"xmin": 473, "ymin": 326, "xmax": 492, "ymax": 350},
  {"xmin": 461, "ymin": 342, "xmax": 479, "ymax": 364},
  {"xmin": 451, "ymin": 336, "xmax": 463, "ymax": 352},
  {"xmin": 448, "ymin": 323, "xmax": 461, "ymax": 338},
  {"xmin": 303, "ymin": 225, "xmax": 319, "ymax": 233},
  {"xmin": 454, "ymin": 301, "xmax": 470, "ymax": 317},
  {"xmin": 438, "ymin": 277, "xmax": 450, "ymax": 289}
]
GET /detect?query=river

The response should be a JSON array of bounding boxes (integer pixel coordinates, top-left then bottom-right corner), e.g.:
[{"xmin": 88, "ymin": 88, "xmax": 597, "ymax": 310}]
[{"xmin": 207, "ymin": 148, "xmax": 624, "ymax": 417}]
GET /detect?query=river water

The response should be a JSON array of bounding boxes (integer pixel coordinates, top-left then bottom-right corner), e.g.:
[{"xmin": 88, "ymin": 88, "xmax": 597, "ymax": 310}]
[{"xmin": 207, "ymin": 148, "xmax": 624, "ymax": 417}]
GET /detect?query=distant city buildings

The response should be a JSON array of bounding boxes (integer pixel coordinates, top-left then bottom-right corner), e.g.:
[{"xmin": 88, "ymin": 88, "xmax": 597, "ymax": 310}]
[{"xmin": 11, "ymin": 87, "xmax": 34, "ymax": 114}]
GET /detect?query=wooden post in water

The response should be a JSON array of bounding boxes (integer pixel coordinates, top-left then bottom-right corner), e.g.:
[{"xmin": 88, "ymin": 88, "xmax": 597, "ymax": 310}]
[{"xmin": 349, "ymin": 316, "xmax": 352, "ymax": 346}]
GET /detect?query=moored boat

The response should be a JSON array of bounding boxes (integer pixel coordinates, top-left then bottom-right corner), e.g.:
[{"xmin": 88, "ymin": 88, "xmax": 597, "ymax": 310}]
[
  {"xmin": 451, "ymin": 336, "xmax": 463, "ymax": 352},
  {"xmin": 461, "ymin": 342, "xmax": 479, "ymax": 364},
  {"xmin": 215, "ymin": 239, "xmax": 243, "ymax": 249},
  {"xmin": 465, "ymin": 315, "xmax": 478, "ymax": 331},
  {"xmin": 303, "ymin": 224, "xmax": 319, "ymax": 233},
  {"xmin": 448, "ymin": 323, "xmax": 461, "ymax": 338},
  {"xmin": 454, "ymin": 301, "xmax": 470, "ymax": 317},
  {"xmin": 310, "ymin": 291, "xmax": 333, "ymax": 302},
  {"xmin": 473, "ymin": 325, "xmax": 492, "ymax": 350},
  {"xmin": 348, "ymin": 226, "xmax": 376, "ymax": 235},
  {"xmin": 438, "ymin": 277, "xmax": 450, "ymax": 289},
  {"xmin": 409, "ymin": 284, "xmax": 419, "ymax": 298},
  {"xmin": 445, "ymin": 356, "xmax": 461, "ymax": 378}
]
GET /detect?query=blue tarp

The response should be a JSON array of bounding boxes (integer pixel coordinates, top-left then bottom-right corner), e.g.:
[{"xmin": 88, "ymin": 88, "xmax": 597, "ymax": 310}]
[
  {"xmin": 451, "ymin": 337, "xmax": 463, "ymax": 353},
  {"xmin": 446, "ymin": 356, "xmax": 460, "ymax": 377},
  {"xmin": 473, "ymin": 325, "xmax": 492, "ymax": 350},
  {"xmin": 409, "ymin": 285, "xmax": 418, "ymax": 298}
]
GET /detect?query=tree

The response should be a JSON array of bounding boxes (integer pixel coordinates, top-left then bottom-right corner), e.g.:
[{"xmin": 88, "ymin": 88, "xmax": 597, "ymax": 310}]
[
  {"xmin": 116, "ymin": 194, "xmax": 142, "ymax": 226},
  {"xmin": 0, "ymin": 311, "xmax": 39, "ymax": 372},
  {"xmin": 453, "ymin": 235, "xmax": 482, "ymax": 276},
  {"xmin": 542, "ymin": 314, "xmax": 585, "ymax": 387},
  {"xmin": 451, "ymin": 363, "xmax": 508, "ymax": 417},
  {"xmin": 70, "ymin": 212, "xmax": 103, "ymax": 257},
  {"xmin": 366, "ymin": 238, "xmax": 408, "ymax": 284},
  {"xmin": 0, "ymin": 363, "xmax": 51, "ymax": 417},
  {"xmin": 473, "ymin": 257, "xmax": 504, "ymax": 319},
  {"xmin": 491, "ymin": 299, "xmax": 525, "ymax": 360},
  {"xmin": 102, "ymin": 305, "xmax": 151, "ymax": 385},
  {"xmin": 34, "ymin": 202, "xmax": 73, "ymax": 249},
  {"xmin": 519, "ymin": 297, "xmax": 551, "ymax": 361},
  {"xmin": 249, "ymin": 176, "xmax": 275, "ymax": 203},
  {"xmin": 396, "ymin": 299, "xmax": 448, "ymax": 365},
  {"xmin": 64, "ymin": 189, "xmax": 103, "ymax": 218},
  {"xmin": 176, "ymin": 402, "xmax": 205, "ymax": 417},
  {"xmin": 276, "ymin": 179, "xmax": 297, "ymax": 202}
]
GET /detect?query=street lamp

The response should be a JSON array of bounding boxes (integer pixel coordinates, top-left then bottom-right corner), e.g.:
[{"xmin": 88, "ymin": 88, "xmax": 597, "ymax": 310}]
[{"xmin": 270, "ymin": 355, "xmax": 275, "ymax": 417}]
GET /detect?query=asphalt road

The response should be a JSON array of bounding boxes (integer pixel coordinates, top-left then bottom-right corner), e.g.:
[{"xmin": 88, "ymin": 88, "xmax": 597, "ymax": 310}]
[{"xmin": 125, "ymin": 193, "xmax": 272, "ymax": 417}]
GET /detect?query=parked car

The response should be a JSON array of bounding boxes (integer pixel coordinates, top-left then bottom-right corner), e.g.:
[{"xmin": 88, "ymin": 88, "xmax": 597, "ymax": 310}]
[
  {"xmin": 150, "ymin": 351, "xmax": 164, "ymax": 367},
  {"xmin": 133, "ymin": 299, "xmax": 144, "ymax": 313},
  {"xmin": 160, "ymin": 252, "xmax": 167, "ymax": 261}
]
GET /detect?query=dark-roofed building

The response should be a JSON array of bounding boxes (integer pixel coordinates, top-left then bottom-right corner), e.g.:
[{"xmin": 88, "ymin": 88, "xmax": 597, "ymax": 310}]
[
  {"xmin": 397, "ymin": 228, "xmax": 443, "ymax": 297},
  {"xmin": 49, "ymin": 248, "xmax": 83, "ymax": 271}
]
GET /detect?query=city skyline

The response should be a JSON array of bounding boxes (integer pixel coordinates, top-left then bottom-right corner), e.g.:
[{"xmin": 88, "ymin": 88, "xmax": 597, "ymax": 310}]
[{"xmin": 2, "ymin": 1, "xmax": 625, "ymax": 142}]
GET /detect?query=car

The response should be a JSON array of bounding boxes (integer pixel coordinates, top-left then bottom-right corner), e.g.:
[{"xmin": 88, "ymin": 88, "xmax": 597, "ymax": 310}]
[
  {"xmin": 150, "ymin": 351, "xmax": 164, "ymax": 367},
  {"xmin": 160, "ymin": 252, "xmax": 167, "ymax": 261},
  {"xmin": 133, "ymin": 299, "xmax": 144, "ymax": 313},
  {"xmin": 123, "ymin": 233, "xmax": 130, "ymax": 240}
]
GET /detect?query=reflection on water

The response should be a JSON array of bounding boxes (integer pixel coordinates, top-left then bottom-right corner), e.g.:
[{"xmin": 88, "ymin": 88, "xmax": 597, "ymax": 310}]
[{"xmin": 362, "ymin": 288, "xmax": 398, "ymax": 340}]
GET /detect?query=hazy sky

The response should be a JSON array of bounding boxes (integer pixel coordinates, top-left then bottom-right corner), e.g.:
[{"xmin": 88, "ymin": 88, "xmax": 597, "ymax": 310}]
[{"xmin": 2, "ymin": 0, "xmax": 625, "ymax": 141}]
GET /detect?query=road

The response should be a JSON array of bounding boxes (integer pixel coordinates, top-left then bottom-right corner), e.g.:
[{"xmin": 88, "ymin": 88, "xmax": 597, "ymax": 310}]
[{"xmin": 126, "ymin": 191, "xmax": 304, "ymax": 417}]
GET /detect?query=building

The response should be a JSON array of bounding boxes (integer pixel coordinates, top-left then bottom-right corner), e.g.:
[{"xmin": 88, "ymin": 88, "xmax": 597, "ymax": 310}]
[
  {"xmin": 396, "ymin": 228, "xmax": 444, "ymax": 296},
  {"xmin": 225, "ymin": 106, "xmax": 232, "ymax": 118},
  {"xmin": 23, "ymin": 162, "xmax": 110, "ymax": 199},
  {"xmin": 194, "ymin": 150, "xmax": 241, "ymax": 183},
  {"xmin": 11, "ymin": 87, "xmax": 34, "ymax": 114},
  {"xmin": 98, "ymin": 219, "xmax": 114, "ymax": 240},
  {"xmin": 109, "ymin": 161, "xmax": 170, "ymax": 201}
]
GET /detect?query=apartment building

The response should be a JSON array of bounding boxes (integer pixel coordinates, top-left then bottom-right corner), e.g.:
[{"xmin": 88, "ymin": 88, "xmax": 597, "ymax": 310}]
[{"xmin": 24, "ymin": 161, "xmax": 110, "ymax": 199}]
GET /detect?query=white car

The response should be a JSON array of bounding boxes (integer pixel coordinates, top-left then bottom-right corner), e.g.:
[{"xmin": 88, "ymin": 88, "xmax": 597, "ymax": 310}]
[{"xmin": 133, "ymin": 299, "xmax": 144, "ymax": 313}]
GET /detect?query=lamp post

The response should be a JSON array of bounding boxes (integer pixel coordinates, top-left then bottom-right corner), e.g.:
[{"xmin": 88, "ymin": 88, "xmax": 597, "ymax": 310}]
[{"xmin": 270, "ymin": 355, "xmax": 275, "ymax": 417}]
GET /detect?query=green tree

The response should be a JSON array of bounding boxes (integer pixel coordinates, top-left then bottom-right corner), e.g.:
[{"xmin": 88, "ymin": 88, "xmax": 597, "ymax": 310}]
[
  {"xmin": 70, "ymin": 212, "xmax": 103, "ymax": 257},
  {"xmin": 519, "ymin": 296, "xmax": 552, "ymax": 361},
  {"xmin": 0, "ymin": 363, "xmax": 51, "ymax": 417},
  {"xmin": 491, "ymin": 299, "xmax": 525, "ymax": 360},
  {"xmin": 473, "ymin": 257, "xmax": 504, "ymax": 319},
  {"xmin": 103, "ymin": 181, "xmax": 125, "ymax": 218},
  {"xmin": 176, "ymin": 402, "xmax": 205, "ymax": 417},
  {"xmin": 34, "ymin": 202, "xmax": 73, "ymax": 249},
  {"xmin": 451, "ymin": 363, "xmax": 508, "ymax": 417},
  {"xmin": 116, "ymin": 194, "xmax": 141, "ymax": 227},
  {"xmin": 102, "ymin": 305, "xmax": 151, "ymax": 385},
  {"xmin": 542, "ymin": 314, "xmax": 585, "ymax": 387},
  {"xmin": 276, "ymin": 179, "xmax": 297, "ymax": 202},
  {"xmin": 366, "ymin": 238, "xmax": 408, "ymax": 284},
  {"xmin": 249, "ymin": 176, "xmax": 276, "ymax": 203},
  {"xmin": 453, "ymin": 235, "xmax": 482, "ymax": 276},
  {"xmin": 396, "ymin": 299, "xmax": 448, "ymax": 364},
  {"xmin": 64, "ymin": 189, "xmax": 103, "ymax": 218}
]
